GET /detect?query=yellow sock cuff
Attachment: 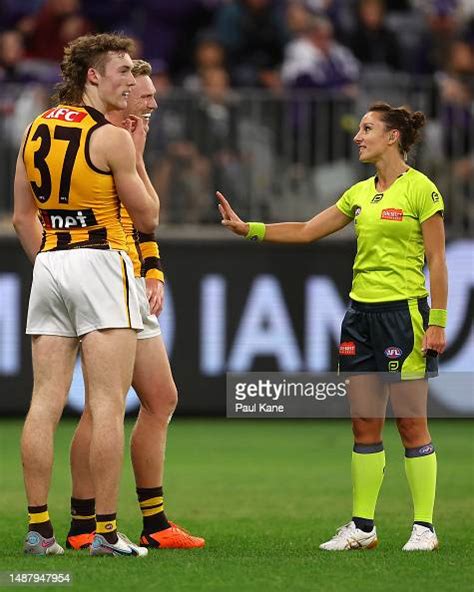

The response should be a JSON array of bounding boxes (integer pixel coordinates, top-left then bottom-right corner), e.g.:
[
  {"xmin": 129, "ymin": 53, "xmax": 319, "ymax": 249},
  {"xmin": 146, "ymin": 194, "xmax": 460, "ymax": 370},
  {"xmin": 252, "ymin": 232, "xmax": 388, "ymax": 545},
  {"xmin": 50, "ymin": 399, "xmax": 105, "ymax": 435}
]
[
  {"xmin": 142, "ymin": 506, "xmax": 164, "ymax": 517},
  {"xmin": 139, "ymin": 496, "xmax": 163, "ymax": 509},
  {"xmin": 96, "ymin": 520, "xmax": 117, "ymax": 534},
  {"xmin": 28, "ymin": 510, "xmax": 50, "ymax": 524},
  {"xmin": 72, "ymin": 514, "xmax": 96, "ymax": 520}
]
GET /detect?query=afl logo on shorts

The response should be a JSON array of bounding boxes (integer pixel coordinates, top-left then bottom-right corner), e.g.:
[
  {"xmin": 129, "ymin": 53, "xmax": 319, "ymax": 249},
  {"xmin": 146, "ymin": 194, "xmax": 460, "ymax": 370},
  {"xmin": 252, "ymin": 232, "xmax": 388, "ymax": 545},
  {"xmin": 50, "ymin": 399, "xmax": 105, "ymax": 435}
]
[
  {"xmin": 384, "ymin": 346, "xmax": 402, "ymax": 359},
  {"xmin": 339, "ymin": 341, "xmax": 356, "ymax": 355}
]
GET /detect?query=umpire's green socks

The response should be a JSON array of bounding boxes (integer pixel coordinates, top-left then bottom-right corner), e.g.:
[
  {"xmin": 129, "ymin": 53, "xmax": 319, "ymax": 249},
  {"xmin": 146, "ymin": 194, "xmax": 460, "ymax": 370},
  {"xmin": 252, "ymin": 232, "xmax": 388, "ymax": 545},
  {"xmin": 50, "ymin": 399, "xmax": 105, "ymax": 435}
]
[
  {"xmin": 405, "ymin": 443, "xmax": 437, "ymax": 524},
  {"xmin": 352, "ymin": 442, "xmax": 385, "ymax": 520}
]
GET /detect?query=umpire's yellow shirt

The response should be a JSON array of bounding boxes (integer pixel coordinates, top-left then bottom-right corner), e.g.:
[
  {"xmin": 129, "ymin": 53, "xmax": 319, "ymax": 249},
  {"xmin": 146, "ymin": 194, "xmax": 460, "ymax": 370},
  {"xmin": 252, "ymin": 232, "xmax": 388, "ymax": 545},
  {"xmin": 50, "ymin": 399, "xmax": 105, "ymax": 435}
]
[
  {"xmin": 336, "ymin": 167, "xmax": 444, "ymax": 303},
  {"xmin": 23, "ymin": 104, "xmax": 127, "ymax": 252}
]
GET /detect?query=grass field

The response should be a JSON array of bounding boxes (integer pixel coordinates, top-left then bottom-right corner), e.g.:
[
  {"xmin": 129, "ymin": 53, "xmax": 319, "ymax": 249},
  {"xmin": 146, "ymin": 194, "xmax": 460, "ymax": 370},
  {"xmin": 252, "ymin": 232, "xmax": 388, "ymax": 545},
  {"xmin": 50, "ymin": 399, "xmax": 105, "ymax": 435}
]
[{"xmin": 0, "ymin": 418, "xmax": 473, "ymax": 591}]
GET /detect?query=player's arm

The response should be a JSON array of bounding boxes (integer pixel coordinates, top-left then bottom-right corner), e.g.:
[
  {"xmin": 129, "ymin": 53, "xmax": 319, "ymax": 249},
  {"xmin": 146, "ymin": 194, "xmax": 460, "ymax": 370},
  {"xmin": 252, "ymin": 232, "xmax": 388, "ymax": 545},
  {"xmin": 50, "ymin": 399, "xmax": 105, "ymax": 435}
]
[
  {"xmin": 139, "ymin": 233, "xmax": 165, "ymax": 315},
  {"xmin": 129, "ymin": 115, "xmax": 160, "ymax": 217},
  {"xmin": 12, "ymin": 130, "xmax": 43, "ymax": 263},
  {"xmin": 421, "ymin": 212, "xmax": 448, "ymax": 354},
  {"xmin": 105, "ymin": 126, "xmax": 159, "ymax": 233},
  {"xmin": 217, "ymin": 191, "xmax": 351, "ymax": 243}
]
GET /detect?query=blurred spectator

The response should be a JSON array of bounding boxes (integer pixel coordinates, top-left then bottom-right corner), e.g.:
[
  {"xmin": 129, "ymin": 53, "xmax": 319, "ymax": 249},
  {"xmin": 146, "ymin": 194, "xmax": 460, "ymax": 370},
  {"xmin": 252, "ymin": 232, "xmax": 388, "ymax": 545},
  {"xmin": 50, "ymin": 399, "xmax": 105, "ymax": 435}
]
[
  {"xmin": 287, "ymin": 1, "xmax": 314, "ymax": 37},
  {"xmin": 19, "ymin": 0, "xmax": 93, "ymax": 62},
  {"xmin": 151, "ymin": 65, "xmax": 244, "ymax": 223},
  {"xmin": 147, "ymin": 65, "xmax": 212, "ymax": 224},
  {"xmin": 302, "ymin": 0, "xmax": 356, "ymax": 38},
  {"xmin": 281, "ymin": 13, "xmax": 359, "ymax": 169},
  {"xmin": 80, "ymin": 0, "xmax": 134, "ymax": 32},
  {"xmin": 348, "ymin": 0, "xmax": 402, "ymax": 71},
  {"xmin": 439, "ymin": 39, "xmax": 474, "ymax": 185},
  {"xmin": 132, "ymin": 0, "xmax": 216, "ymax": 80},
  {"xmin": 181, "ymin": 35, "xmax": 227, "ymax": 92},
  {"xmin": 0, "ymin": 30, "xmax": 33, "ymax": 83},
  {"xmin": 281, "ymin": 14, "xmax": 359, "ymax": 92},
  {"xmin": 0, "ymin": 0, "xmax": 43, "ymax": 29},
  {"xmin": 214, "ymin": 0, "xmax": 288, "ymax": 87},
  {"xmin": 0, "ymin": 28, "xmax": 48, "ymax": 213},
  {"xmin": 406, "ymin": 0, "xmax": 461, "ymax": 74}
]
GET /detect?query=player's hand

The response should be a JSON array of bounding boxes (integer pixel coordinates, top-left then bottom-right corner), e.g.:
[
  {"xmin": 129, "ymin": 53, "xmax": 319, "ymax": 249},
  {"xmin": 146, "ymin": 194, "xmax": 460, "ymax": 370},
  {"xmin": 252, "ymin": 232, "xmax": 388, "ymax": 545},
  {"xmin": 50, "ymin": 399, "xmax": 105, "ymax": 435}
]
[
  {"xmin": 216, "ymin": 191, "xmax": 249, "ymax": 237},
  {"xmin": 128, "ymin": 114, "xmax": 147, "ymax": 157},
  {"xmin": 422, "ymin": 326, "xmax": 446, "ymax": 356},
  {"xmin": 146, "ymin": 278, "xmax": 164, "ymax": 316}
]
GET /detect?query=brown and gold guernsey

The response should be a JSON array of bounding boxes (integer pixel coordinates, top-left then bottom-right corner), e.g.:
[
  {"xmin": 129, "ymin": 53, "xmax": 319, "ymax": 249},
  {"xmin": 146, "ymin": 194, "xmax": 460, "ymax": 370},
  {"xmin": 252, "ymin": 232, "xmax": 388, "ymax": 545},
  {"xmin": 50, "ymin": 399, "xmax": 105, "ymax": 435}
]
[
  {"xmin": 23, "ymin": 104, "xmax": 127, "ymax": 252},
  {"xmin": 120, "ymin": 203, "xmax": 164, "ymax": 281}
]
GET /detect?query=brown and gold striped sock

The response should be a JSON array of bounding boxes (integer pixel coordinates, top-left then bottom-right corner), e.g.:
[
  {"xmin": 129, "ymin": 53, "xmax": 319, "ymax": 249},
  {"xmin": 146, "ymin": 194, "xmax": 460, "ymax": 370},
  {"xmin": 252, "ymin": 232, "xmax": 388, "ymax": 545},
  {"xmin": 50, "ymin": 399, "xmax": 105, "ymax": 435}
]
[
  {"xmin": 69, "ymin": 497, "xmax": 95, "ymax": 535},
  {"xmin": 28, "ymin": 504, "xmax": 53, "ymax": 538},
  {"xmin": 96, "ymin": 513, "xmax": 118, "ymax": 544},
  {"xmin": 137, "ymin": 487, "xmax": 170, "ymax": 533}
]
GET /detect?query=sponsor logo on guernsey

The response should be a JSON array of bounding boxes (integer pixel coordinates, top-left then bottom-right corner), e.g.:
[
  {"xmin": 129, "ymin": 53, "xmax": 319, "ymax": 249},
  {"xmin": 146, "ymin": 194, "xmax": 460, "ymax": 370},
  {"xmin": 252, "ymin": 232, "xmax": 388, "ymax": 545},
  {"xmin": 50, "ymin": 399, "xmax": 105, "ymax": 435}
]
[
  {"xmin": 339, "ymin": 341, "xmax": 356, "ymax": 356},
  {"xmin": 431, "ymin": 191, "xmax": 440, "ymax": 203},
  {"xmin": 384, "ymin": 346, "xmax": 403, "ymax": 359},
  {"xmin": 381, "ymin": 208, "xmax": 403, "ymax": 221},
  {"xmin": 42, "ymin": 107, "xmax": 87, "ymax": 123},
  {"xmin": 388, "ymin": 360, "xmax": 399, "ymax": 372},
  {"xmin": 419, "ymin": 444, "xmax": 434, "ymax": 455},
  {"xmin": 371, "ymin": 193, "xmax": 383, "ymax": 204},
  {"xmin": 40, "ymin": 209, "xmax": 97, "ymax": 229}
]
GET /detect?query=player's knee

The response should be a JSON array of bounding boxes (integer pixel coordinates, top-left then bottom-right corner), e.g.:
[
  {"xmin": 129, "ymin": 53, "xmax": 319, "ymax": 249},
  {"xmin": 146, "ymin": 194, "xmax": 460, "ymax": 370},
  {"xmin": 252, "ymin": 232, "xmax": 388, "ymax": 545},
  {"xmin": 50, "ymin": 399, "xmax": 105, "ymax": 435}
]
[
  {"xmin": 352, "ymin": 418, "xmax": 382, "ymax": 443},
  {"xmin": 29, "ymin": 395, "xmax": 66, "ymax": 426},
  {"xmin": 141, "ymin": 383, "xmax": 178, "ymax": 421},
  {"xmin": 89, "ymin": 395, "xmax": 126, "ymax": 422},
  {"xmin": 396, "ymin": 417, "xmax": 429, "ymax": 447}
]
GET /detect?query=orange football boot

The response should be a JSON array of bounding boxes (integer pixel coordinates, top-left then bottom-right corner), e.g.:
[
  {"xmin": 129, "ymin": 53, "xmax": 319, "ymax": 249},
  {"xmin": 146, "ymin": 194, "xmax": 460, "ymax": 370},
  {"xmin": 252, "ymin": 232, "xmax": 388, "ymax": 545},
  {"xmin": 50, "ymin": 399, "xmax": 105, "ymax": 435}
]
[
  {"xmin": 66, "ymin": 532, "xmax": 95, "ymax": 550},
  {"xmin": 140, "ymin": 522, "xmax": 205, "ymax": 549}
]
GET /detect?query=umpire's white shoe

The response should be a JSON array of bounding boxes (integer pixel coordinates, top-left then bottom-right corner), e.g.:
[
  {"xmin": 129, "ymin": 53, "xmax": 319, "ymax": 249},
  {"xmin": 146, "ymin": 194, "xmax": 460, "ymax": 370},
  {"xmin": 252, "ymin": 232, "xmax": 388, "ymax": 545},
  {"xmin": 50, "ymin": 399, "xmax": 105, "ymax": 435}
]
[
  {"xmin": 402, "ymin": 524, "xmax": 439, "ymax": 551},
  {"xmin": 319, "ymin": 521, "xmax": 378, "ymax": 551},
  {"xmin": 24, "ymin": 531, "xmax": 64, "ymax": 555},
  {"xmin": 90, "ymin": 532, "xmax": 148, "ymax": 557}
]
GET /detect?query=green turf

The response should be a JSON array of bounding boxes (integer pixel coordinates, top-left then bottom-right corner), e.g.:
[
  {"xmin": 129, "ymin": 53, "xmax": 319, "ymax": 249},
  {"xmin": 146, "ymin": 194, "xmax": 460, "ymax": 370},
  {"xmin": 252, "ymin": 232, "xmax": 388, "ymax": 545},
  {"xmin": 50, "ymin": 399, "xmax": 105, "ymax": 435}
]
[{"xmin": 0, "ymin": 418, "xmax": 472, "ymax": 591}]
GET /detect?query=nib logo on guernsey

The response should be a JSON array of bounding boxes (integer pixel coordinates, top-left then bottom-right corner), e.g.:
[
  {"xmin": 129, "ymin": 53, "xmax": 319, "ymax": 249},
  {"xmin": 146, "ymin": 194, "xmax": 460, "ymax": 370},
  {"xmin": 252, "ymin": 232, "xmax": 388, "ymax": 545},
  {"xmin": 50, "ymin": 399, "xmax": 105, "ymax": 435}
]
[
  {"xmin": 42, "ymin": 107, "xmax": 87, "ymax": 123},
  {"xmin": 40, "ymin": 209, "xmax": 97, "ymax": 229},
  {"xmin": 339, "ymin": 341, "xmax": 356, "ymax": 356},
  {"xmin": 381, "ymin": 208, "xmax": 404, "ymax": 221}
]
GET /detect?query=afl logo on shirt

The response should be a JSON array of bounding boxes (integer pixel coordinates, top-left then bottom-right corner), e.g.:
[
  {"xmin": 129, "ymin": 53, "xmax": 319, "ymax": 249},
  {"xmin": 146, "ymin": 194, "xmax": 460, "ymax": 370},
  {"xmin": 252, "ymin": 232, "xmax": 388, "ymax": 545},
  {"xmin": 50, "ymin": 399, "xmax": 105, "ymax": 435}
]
[
  {"xmin": 384, "ymin": 346, "xmax": 402, "ymax": 359},
  {"xmin": 354, "ymin": 206, "xmax": 361, "ymax": 217},
  {"xmin": 381, "ymin": 208, "xmax": 403, "ymax": 221}
]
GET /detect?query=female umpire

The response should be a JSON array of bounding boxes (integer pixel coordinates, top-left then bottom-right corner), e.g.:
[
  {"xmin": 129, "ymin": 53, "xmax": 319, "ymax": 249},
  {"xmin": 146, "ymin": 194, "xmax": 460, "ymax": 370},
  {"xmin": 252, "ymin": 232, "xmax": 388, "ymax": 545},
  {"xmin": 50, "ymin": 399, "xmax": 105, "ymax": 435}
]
[{"xmin": 216, "ymin": 102, "xmax": 447, "ymax": 552}]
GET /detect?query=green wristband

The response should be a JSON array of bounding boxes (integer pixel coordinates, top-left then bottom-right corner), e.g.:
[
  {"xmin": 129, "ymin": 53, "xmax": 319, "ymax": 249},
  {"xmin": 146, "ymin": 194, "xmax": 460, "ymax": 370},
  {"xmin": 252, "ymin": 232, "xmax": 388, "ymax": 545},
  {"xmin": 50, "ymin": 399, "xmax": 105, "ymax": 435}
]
[
  {"xmin": 429, "ymin": 309, "xmax": 447, "ymax": 328},
  {"xmin": 245, "ymin": 222, "xmax": 266, "ymax": 242}
]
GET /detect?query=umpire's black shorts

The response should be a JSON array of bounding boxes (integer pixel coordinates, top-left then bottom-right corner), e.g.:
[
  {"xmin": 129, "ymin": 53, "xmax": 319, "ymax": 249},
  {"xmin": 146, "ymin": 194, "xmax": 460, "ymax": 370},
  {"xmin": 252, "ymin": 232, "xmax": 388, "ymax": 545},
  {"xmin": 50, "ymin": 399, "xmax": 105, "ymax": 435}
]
[{"xmin": 338, "ymin": 297, "xmax": 438, "ymax": 381}]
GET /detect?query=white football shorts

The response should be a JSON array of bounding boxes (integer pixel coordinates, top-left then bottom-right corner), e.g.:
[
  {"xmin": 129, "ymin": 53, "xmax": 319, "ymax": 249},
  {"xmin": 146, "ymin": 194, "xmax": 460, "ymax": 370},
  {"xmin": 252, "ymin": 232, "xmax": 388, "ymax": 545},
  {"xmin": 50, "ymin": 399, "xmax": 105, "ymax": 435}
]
[
  {"xmin": 136, "ymin": 277, "xmax": 162, "ymax": 340},
  {"xmin": 26, "ymin": 249, "xmax": 143, "ymax": 337}
]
